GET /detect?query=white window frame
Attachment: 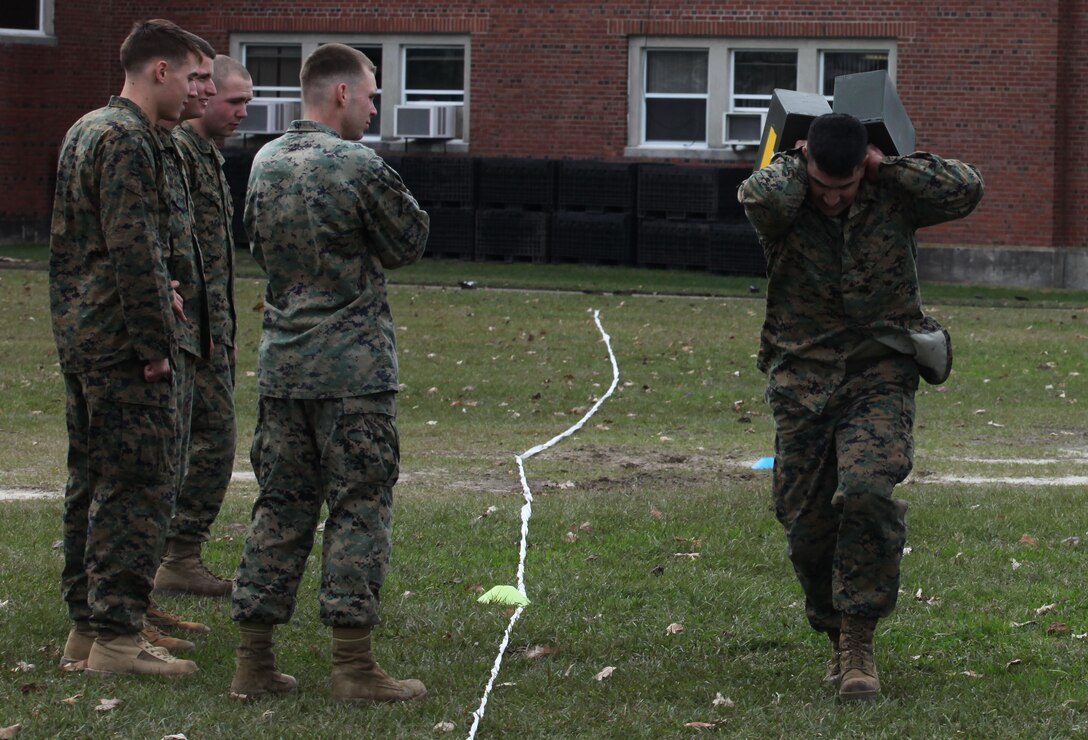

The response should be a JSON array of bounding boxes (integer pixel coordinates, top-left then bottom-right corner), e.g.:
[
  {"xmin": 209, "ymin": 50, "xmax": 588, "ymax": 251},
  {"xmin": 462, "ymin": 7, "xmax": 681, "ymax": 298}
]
[
  {"xmin": 626, "ymin": 37, "xmax": 896, "ymax": 161},
  {"xmin": 0, "ymin": 0, "xmax": 54, "ymax": 42},
  {"xmin": 641, "ymin": 47, "xmax": 710, "ymax": 148},
  {"xmin": 231, "ymin": 32, "xmax": 471, "ymax": 146},
  {"xmin": 402, "ymin": 45, "xmax": 466, "ymax": 103}
]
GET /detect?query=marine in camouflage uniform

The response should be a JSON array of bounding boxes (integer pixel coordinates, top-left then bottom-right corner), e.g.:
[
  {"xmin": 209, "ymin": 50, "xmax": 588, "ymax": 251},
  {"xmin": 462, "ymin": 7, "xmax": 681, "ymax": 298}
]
[
  {"xmin": 50, "ymin": 95, "xmax": 180, "ymax": 642},
  {"xmin": 232, "ymin": 123, "xmax": 428, "ymax": 628},
  {"xmin": 155, "ymin": 116, "xmax": 238, "ymax": 596},
  {"xmin": 739, "ymin": 112, "xmax": 983, "ymax": 700}
]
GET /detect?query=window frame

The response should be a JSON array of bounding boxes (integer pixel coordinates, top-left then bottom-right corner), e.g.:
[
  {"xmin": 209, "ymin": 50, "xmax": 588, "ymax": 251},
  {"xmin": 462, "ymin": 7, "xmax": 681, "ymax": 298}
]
[
  {"xmin": 231, "ymin": 32, "xmax": 471, "ymax": 145},
  {"xmin": 0, "ymin": 0, "xmax": 55, "ymax": 43},
  {"xmin": 641, "ymin": 47, "xmax": 710, "ymax": 147},
  {"xmin": 626, "ymin": 37, "xmax": 896, "ymax": 161}
]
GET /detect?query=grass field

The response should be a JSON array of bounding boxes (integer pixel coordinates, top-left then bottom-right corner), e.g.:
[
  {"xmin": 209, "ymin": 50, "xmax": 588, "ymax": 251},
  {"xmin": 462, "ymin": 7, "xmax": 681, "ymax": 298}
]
[{"xmin": 1, "ymin": 257, "xmax": 1087, "ymax": 738}]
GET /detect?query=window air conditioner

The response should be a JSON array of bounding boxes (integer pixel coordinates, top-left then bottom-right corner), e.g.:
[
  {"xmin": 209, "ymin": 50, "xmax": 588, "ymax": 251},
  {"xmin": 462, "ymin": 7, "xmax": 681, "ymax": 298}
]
[
  {"xmin": 236, "ymin": 100, "xmax": 301, "ymax": 135},
  {"xmin": 723, "ymin": 112, "xmax": 766, "ymax": 148},
  {"xmin": 393, "ymin": 104, "xmax": 460, "ymax": 139}
]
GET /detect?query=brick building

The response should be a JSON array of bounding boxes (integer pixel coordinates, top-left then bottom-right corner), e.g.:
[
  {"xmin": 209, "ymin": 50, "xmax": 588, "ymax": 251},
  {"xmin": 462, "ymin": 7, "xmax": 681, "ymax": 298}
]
[{"xmin": 1, "ymin": 1, "xmax": 1085, "ymax": 285}]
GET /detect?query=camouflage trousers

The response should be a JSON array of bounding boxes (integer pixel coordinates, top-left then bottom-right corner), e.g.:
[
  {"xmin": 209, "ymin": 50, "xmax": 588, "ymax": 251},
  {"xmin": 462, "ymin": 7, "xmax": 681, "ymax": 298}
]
[
  {"xmin": 770, "ymin": 355, "xmax": 918, "ymax": 634},
  {"xmin": 172, "ymin": 350, "xmax": 197, "ymax": 494},
  {"xmin": 61, "ymin": 360, "xmax": 177, "ymax": 634},
  {"xmin": 167, "ymin": 343, "xmax": 236, "ymax": 546},
  {"xmin": 232, "ymin": 393, "xmax": 398, "ymax": 628}
]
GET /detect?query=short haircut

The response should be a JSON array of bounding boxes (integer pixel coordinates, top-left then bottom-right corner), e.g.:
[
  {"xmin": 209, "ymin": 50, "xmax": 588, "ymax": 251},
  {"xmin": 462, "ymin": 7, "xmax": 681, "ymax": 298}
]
[
  {"xmin": 120, "ymin": 19, "xmax": 215, "ymax": 73},
  {"xmin": 806, "ymin": 113, "xmax": 868, "ymax": 178},
  {"xmin": 213, "ymin": 54, "xmax": 252, "ymax": 86},
  {"xmin": 300, "ymin": 43, "xmax": 375, "ymax": 103}
]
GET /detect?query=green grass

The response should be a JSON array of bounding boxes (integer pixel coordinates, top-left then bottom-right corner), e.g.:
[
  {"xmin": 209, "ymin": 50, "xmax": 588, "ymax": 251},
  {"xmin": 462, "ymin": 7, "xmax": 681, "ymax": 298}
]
[{"xmin": 1, "ymin": 262, "xmax": 1087, "ymax": 738}]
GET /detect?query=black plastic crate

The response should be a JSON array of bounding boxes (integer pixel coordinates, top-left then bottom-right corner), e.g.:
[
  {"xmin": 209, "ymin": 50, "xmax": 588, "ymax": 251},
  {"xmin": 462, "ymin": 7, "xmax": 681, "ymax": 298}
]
[
  {"xmin": 399, "ymin": 156, "xmax": 475, "ymax": 208},
  {"xmin": 636, "ymin": 219, "xmax": 710, "ymax": 269},
  {"xmin": 424, "ymin": 207, "xmax": 475, "ymax": 260},
  {"xmin": 475, "ymin": 209, "xmax": 549, "ymax": 262},
  {"xmin": 717, "ymin": 167, "xmax": 751, "ymax": 222},
  {"xmin": 477, "ymin": 158, "xmax": 556, "ymax": 211},
  {"xmin": 556, "ymin": 161, "xmax": 636, "ymax": 213},
  {"xmin": 637, "ymin": 164, "xmax": 720, "ymax": 220},
  {"xmin": 708, "ymin": 221, "xmax": 766, "ymax": 276},
  {"xmin": 551, "ymin": 212, "xmax": 633, "ymax": 265}
]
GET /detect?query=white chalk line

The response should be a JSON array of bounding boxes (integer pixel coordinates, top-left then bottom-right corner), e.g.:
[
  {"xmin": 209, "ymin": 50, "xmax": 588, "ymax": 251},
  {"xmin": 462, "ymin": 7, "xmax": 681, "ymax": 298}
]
[{"xmin": 466, "ymin": 309, "xmax": 620, "ymax": 740}]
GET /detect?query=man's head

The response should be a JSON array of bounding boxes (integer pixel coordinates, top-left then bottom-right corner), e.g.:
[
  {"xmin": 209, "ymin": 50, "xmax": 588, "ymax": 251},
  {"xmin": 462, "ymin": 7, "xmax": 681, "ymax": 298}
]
[
  {"xmin": 120, "ymin": 19, "xmax": 215, "ymax": 122},
  {"xmin": 804, "ymin": 113, "xmax": 868, "ymax": 217},
  {"xmin": 191, "ymin": 55, "xmax": 253, "ymax": 142},
  {"xmin": 300, "ymin": 43, "xmax": 377, "ymax": 140},
  {"xmin": 179, "ymin": 53, "xmax": 217, "ymax": 122}
]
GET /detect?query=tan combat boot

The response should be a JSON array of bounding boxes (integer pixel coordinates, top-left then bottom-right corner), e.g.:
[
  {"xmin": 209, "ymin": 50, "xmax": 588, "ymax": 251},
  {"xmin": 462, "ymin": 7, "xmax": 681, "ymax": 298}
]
[
  {"xmin": 330, "ymin": 627, "xmax": 426, "ymax": 703},
  {"xmin": 154, "ymin": 540, "xmax": 233, "ymax": 597},
  {"xmin": 838, "ymin": 614, "xmax": 880, "ymax": 702},
  {"xmin": 146, "ymin": 602, "xmax": 211, "ymax": 634},
  {"xmin": 229, "ymin": 623, "xmax": 298, "ymax": 701},
  {"xmin": 60, "ymin": 621, "xmax": 96, "ymax": 671},
  {"xmin": 824, "ymin": 628, "xmax": 842, "ymax": 686},
  {"xmin": 141, "ymin": 619, "xmax": 195, "ymax": 653},
  {"xmin": 85, "ymin": 633, "xmax": 198, "ymax": 676}
]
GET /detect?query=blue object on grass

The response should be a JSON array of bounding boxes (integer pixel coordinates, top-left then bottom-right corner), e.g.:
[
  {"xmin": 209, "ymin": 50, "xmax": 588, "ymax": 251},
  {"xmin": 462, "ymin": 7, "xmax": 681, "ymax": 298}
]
[{"xmin": 751, "ymin": 457, "xmax": 775, "ymax": 470}]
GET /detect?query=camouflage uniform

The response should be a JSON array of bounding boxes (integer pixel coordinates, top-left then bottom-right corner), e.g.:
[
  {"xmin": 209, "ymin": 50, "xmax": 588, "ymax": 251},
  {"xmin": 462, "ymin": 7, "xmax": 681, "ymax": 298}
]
[
  {"xmin": 232, "ymin": 120, "xmax": 429, "ymax": 628},
  {"xmin": 158, "ymin": 127, "xmax": 210, "ymax": 496},
  {"xmin": 168, "ymin": 121, "xmax": 237, "ymax": 547},
  {"xmin": 50, "ymin": 96, "xmax": 178, "ymax": 635},
  {"xmin": 739, "ymin": 149, "xmax": 984, "ymax": 632}
]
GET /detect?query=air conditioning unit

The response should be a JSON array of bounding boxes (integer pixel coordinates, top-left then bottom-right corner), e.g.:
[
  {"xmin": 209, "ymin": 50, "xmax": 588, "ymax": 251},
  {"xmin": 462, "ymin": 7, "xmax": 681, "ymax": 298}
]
[
  {"xmin": 237, "ymin": 100, "xmax": 301, "ymax": 135},
  {"xmin": 724, "ymin": 112, "xmax": 766, "ymax": 147},
  {"xmin": 393, "ymin": 104, "xmax": 461, "ymax": 139}
]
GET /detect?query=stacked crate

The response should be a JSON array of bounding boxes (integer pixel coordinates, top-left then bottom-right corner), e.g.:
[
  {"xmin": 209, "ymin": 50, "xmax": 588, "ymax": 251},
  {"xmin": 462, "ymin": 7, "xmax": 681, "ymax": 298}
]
[
  {"xmin": 475, "ymin": 158, "xmax": 554, "ymax": 262},
  {"xmin": 551, "ymin": 161, "xmax": 635, "ymax": 265},
  {"xmin": 399, "ymin": 156, "xmax": 476, "ymax": 260},
  {"xmin": 635, "ymin": 165, "xmax": 721, "ymax": 269},
  {"xmin": 707, "ymin": 168, "xmax": 766, "ymax": 276}
]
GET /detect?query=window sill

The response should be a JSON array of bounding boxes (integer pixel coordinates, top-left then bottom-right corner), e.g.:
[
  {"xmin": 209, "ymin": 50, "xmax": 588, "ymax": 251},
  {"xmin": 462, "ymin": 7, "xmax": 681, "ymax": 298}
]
[
  {"xmin": 624, "ymin": 144, "xmax": 759, "ymax": 163},
  {"xmin": 0, "ymin": 31, "xmax": 57, "ymax": 45},
  {"xmin": 372, "ymin": 138, "xmax": 470, "ymax": 154}
]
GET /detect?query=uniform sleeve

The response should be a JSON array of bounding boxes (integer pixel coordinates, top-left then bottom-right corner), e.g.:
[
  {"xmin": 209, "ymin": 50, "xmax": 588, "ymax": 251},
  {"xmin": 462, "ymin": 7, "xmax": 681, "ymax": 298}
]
[
  {"xmin": 99, "ymin": 133, "xmax": 175, "ymax": 362},
  {"xmin": 244, "ymin": 159, "xmax": 268, "ymax": 273},
  {"xmin": 358, "ymin": 160, "xmax": 430, "ymax": 270},
  {"xmin": 876, "ymin": 153, "xmax": 985, "ymax": 228},
  {"xmin": 737, "ymin": 152, "xmax": 809, "ymax": 241}
]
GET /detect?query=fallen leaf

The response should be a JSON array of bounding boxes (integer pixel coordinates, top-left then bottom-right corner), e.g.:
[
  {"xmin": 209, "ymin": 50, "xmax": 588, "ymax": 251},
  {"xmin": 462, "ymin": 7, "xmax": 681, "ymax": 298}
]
[
  {"xmin": 433, "ymin": 722, "xmax": 455, "ymax": 732},
  {"xmin": 95, "ymin": 698, "xmax": 122, "ymax": 713},
  {"xmin": 18, "ymin": 683, "xmax": 45, "ymax": 694},
  {"xmin": 947, "ymin": 670, "xmax": 984, "ymax": 678},
  {"xmin": 578, "ymin": 521, "xmax": 593, "ymax": 533},
  {"xmin": 1061, "ymin": 536, "xmax": 1081, "ymax": 546},
  {"xmin": 524, "ymin": 645, "xmax": 558, "ymax": 659},
  {"xmin": 665, "ymin": 622, "xmax": 684, "ymax": 636},
  {"xmin": 1019, "ymin": 534, "xmax": 1038, "ymax": 545},
  {"xmin": 1011, "ymin": 558, "xmax": 1021, "ymax": 570},
  {"xmin": 60, "ymin": 693, "xmax": 82, "ymax": 705},
  {"xmin": 12, "ymin": 661, "xmax": 34, "ymax": 673},
  {"xmin": 595, "ymin": 666, "xmax": 615, "ymax": 681},
  {"xmin": 1011, "ymin": 620, "xmax": 1037, "ymax": 628},
  {"xmin": 649, "ymin": 508, "xmax": 664, "ymax": 520},
  {"xmin": 1005, "ymin": 659, "xmax": 1023, "ymax": 669},
  {"xmin": 1073, "ymin": 633, "xmax": 1088, "ymax": 640},
  {"xmin": 0, "ymin": 726, "xmax": 21, "ymax": 740},
  {"xmin": 1036, "ymin": 603, "xmax": 1058, "ymax": 616},
  {"xmin": 464, "ymin": 583, "xmax": 485, "ymax": 594},
  {"xmin": 472, "ymin": 505, "xmax": 499, "ymax": 524},
  {"xmin": 565, "ymin": 532, "xmax": 578, "ymax": 544},
  {"xmin": 684, "ymin": 721, "xmax": 726, "ymax": 729},
  {"xmin": 674, "ymin": 552, "xmax": 701, "ymax": 560},
  {"xmin": 674, "ymin": 537, "xmax": 704, "ymax": 548},
  {"xmin": 162, "ymin": 735, "xmax": 188, "ymax": 740},
  {"xmin": 402, "ymin": 591, "xmax": 415, "ymax": 599},
  {"xmin": 1046, "ymin": 622, "xmax": 1069, "ymax": 636},
  {"xmin": 712, "ymin": 692, "xmax": 735, "ymax": 708}
]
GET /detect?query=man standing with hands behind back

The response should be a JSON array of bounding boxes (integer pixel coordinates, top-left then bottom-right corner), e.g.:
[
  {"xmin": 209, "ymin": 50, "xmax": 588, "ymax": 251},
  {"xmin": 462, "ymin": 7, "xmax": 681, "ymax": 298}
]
[
  {"xmin": 739, "ymin": 113, "xmax": 983, "ymax": 702},
  {"xmin": 229, "ymin": 43, "xmax": 429, "ymax": 703}
]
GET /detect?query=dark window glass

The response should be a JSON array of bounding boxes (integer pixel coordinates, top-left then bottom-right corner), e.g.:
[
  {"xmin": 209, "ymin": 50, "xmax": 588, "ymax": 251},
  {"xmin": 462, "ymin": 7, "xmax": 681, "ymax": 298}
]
[
  {"xmin": 645, "ymin": 98, "xmax": 707, "ymax": 143},
  {"xmin": 646, "ymin": 50, "xmax": 708, "ymax": 95},
  {"xmin": 245, "ymin": 44, "xmax": 302, "ymax": 99},
  {"xmin": 1, "ymin": 1, "xmax": 40, "ymax": 31},
  {"xmin": 822, "ymin": 51, "xmax": 889, "ymax": 96},
  {"xmin": 405, "ymin": 47, "xmax": 465, "ymax": 95},
  {"xmin": 733, "ymin": 50, "xmax": 797, "ymax": 109}
]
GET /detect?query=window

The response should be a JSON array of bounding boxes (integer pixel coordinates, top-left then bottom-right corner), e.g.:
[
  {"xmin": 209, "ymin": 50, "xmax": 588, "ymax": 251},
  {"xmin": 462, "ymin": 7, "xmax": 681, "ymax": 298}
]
[
  {"xmin": 821, "ymin": 51, "xmax": 890, "ymax": 101},
  {"xmin": 233, "ymin": 33, "xmax": 470, "ymax": 143},
  {"xmin": 731, "ymin": 50, "xmax": 797, "ymax": 111},
  {"xmin": 643, "ymin": 49, "xmax": 708, "ymax": 145},
  {"xmin": 627, "ymin": 38, "xmax": 895, "ymax": 160},
  {"xmin": 1, "ymin": 0, "xmax": 53, "ymax": 38},
  {"xmin": 244, "ymin": 44, "xmax": 303, "ymax": 100},
  {"xmin": 404, "ymin": 47, "xmax": 465, "ymax": 103}
]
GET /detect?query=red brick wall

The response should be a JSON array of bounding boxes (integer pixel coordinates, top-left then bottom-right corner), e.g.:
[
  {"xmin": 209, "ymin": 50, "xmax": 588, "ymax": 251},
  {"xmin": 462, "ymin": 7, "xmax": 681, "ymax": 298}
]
[{"xmin": 1, "ymin": 0, "xmax": 1082, "ymax": 247}]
